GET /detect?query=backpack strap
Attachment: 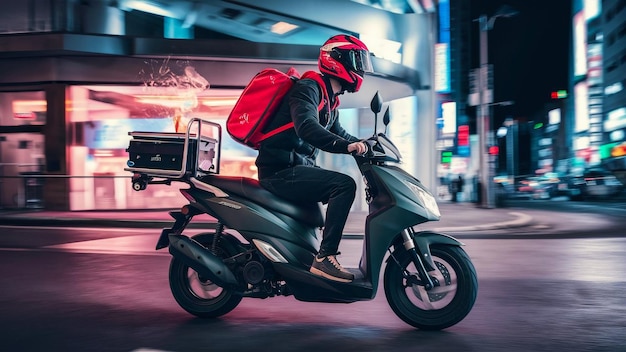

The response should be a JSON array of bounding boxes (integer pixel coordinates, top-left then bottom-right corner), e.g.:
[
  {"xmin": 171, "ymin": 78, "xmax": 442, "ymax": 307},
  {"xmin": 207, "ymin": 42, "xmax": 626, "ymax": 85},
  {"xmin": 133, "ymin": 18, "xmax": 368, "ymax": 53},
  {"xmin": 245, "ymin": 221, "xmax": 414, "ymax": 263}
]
[
  {"xmin": 301, "ymin": 71, "xmax": 338, "ymax": 111},
  {"xmin": 262, "ymin": 119, "xmax": 295, "ymax": 140}
]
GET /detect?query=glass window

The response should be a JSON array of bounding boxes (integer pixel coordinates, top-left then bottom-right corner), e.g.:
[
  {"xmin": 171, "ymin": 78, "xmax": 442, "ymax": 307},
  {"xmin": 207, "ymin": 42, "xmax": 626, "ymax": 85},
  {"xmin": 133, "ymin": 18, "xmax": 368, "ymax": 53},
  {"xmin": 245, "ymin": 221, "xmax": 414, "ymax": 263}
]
[
  {"xmin": 0, "ymin": 91, "xmax": 46, "ymax": 126},
  {"xmin": 65, "ymin": 83, "xmax": 255, "ymax": 210},
  {"xmin": 0, "ymin": 90, "xmax": 46, "ymax": 208}
]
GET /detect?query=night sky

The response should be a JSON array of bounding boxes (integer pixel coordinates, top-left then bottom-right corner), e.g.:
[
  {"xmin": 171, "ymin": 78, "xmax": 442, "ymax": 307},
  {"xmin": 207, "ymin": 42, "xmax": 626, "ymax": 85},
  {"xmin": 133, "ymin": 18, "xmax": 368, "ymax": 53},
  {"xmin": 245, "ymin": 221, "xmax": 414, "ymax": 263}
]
[{"xmin": 470, "ymin": 0, "xmax": 572, "ymax": 121}]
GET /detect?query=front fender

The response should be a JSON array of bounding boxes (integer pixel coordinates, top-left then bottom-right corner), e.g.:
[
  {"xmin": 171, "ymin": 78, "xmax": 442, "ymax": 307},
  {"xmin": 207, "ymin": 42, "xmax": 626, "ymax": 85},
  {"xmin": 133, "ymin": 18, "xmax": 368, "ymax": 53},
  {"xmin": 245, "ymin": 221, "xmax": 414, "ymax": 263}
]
[{"xmin": 412, "ymin": 231, "xmax": 464, "ymax": 270}]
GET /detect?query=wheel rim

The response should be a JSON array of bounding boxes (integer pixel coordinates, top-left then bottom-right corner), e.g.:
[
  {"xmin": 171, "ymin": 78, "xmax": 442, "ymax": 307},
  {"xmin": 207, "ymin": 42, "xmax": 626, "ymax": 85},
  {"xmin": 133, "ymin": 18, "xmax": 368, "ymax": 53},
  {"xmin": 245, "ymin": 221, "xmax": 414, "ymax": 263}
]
[
  {"xmin": 405, "ymin": 255, "xmax": 457, "ymax": 310},
  {"xmin": 176, "ymin": 239, "xmax": 232, "ymax": 304},
  {"xmin": 186, "ymin": 267, "xmax": 224, "ymax": 300},
  {"xmin": 169, "ymin": 233, "xmax": 244, "ymax": 318}
]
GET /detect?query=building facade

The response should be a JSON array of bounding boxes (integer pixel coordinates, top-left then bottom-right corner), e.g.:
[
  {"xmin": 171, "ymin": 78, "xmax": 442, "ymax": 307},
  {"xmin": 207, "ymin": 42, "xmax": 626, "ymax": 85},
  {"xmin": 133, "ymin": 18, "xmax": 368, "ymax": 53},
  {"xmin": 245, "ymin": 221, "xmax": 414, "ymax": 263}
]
[{"xmin": 0, "ymin": 0, "xmax": 435, "ymax": 210}]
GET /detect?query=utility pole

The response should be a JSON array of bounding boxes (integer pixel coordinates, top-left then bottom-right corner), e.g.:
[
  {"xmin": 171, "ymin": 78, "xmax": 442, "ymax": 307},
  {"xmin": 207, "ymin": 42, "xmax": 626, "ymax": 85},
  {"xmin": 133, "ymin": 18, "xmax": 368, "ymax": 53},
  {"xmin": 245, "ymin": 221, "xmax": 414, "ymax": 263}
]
[{"xmin": 474, "ymin": 6, "xmax": 518, "ymax": 208}]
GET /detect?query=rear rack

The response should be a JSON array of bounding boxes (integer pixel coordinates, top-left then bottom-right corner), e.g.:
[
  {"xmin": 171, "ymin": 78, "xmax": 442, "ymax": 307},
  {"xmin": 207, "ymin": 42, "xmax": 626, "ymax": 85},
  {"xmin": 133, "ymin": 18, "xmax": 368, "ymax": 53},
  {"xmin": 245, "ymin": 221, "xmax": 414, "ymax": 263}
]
[{"xmin": 124, "ymin": 118, "xmax": 221, "ymax": 190}]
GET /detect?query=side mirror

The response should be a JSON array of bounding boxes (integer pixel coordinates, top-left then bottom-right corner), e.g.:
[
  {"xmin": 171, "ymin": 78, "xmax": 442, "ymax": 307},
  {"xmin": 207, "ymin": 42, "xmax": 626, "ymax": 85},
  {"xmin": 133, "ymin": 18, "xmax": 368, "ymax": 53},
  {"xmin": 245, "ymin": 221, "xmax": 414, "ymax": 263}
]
[
  {"xmin": 370, "ymin": 91, "xmax": 383, "ymax": 114},
  {"xmin": 383, "ymin": 107, "xmax": 390, "ymax": 126}
]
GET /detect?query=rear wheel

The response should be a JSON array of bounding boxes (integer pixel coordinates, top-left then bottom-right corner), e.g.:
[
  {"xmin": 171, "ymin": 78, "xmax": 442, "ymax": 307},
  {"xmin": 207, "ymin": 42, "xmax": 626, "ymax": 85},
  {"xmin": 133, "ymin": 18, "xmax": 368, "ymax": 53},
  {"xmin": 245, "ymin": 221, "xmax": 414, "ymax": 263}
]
[
  {"xmin": 384, "ymin": 245, "xmax": 477, "ymax": 330},
  {"xmin": 169, "ymin": 232, "xmax": 243, "ymax": 318}
]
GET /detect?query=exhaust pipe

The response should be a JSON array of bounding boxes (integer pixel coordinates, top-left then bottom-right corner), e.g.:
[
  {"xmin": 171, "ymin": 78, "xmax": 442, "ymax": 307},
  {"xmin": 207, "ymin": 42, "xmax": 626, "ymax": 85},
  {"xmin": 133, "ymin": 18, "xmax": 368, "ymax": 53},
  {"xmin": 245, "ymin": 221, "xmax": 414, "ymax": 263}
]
[{"xmin": 168, "ymin": 234, "xmax": 239, "ymax": 290}]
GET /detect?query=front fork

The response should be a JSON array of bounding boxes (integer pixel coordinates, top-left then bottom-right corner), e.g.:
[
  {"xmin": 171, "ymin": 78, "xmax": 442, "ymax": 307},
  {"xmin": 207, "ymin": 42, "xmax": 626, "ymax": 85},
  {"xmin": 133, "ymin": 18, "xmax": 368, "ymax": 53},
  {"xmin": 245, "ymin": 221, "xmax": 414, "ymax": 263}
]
[{"xmin": 395, "ymin": 227, "xmax": 438, "ymax": 291}]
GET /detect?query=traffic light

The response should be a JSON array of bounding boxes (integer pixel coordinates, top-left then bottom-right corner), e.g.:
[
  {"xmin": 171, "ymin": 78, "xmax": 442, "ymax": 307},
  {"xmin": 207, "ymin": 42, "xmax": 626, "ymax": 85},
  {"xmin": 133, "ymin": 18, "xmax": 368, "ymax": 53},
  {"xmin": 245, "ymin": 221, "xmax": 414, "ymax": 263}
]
[
  {"xmin": 488, "ymin": 145, "xmax": 499, "ymax": 156},
  {"xmin": 550, "ymin": 90, "xmax": 568, "ymax": 99}
]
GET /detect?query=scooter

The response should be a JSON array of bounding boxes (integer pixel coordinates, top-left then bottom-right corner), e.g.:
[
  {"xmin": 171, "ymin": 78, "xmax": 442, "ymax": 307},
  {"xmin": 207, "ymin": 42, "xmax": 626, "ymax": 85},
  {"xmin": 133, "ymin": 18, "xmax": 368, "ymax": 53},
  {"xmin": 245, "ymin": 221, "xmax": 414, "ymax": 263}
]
[{"xmin": 127, "ymin": 92, "xmax": 477, "ymax": 330}]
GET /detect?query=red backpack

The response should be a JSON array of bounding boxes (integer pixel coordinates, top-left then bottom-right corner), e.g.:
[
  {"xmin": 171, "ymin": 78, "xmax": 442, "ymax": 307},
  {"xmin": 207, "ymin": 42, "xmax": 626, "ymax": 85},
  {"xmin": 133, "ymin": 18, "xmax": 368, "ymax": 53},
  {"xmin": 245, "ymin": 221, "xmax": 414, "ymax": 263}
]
[{"xmin": 226, "ymin": 67, "xmax": 331, "ymax": 149}]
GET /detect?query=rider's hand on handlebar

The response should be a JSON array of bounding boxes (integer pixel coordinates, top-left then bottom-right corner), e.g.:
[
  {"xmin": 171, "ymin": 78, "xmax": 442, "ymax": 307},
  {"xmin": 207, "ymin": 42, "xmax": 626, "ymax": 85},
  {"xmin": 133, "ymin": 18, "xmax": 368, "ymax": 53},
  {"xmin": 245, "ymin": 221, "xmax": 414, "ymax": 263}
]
[{"xmin": 348, "ymin": 141, "xmax": 367, "ymax": 155}]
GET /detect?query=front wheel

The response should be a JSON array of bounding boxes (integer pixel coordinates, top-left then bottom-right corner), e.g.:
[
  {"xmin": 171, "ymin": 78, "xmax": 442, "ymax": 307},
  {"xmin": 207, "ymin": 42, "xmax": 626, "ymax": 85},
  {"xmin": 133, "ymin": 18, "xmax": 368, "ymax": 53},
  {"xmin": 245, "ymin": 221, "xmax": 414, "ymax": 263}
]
[
  {"xmin": 383, "ymin": 245, "xmax": 478, "ymax": 330},
  {"xmin": 169, "ymin": 232, "xmax": 243, "ymax": 318}
]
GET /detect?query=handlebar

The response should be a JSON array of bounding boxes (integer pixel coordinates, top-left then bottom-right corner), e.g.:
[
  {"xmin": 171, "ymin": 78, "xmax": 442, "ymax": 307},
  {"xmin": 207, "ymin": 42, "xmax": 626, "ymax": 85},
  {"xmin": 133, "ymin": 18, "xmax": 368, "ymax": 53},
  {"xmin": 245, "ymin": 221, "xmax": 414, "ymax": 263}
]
[
  {"xmin": 352, "ymin": 134, "xmax": 401, "ymax": 163},
  {"xmin": 349, "ymin": 139, "xmax": 375, "ymax": 157}
]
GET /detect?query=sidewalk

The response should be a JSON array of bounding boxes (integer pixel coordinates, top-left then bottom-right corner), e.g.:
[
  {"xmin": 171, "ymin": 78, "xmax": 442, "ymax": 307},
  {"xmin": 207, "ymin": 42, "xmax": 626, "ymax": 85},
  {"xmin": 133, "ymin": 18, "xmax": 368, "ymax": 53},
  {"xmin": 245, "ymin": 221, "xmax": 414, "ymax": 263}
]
[{"xmin": 0, "ymin": 201, "xmax": 534, "ymax": 235}]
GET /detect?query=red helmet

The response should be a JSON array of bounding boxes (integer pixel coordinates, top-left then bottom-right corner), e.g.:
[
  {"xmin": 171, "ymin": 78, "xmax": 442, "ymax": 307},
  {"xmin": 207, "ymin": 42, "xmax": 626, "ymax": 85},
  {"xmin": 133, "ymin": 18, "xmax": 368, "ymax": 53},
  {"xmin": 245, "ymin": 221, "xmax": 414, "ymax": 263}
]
[{"xmin": 318, "ymin": 34, "xmax": 373, "ymax": 93}]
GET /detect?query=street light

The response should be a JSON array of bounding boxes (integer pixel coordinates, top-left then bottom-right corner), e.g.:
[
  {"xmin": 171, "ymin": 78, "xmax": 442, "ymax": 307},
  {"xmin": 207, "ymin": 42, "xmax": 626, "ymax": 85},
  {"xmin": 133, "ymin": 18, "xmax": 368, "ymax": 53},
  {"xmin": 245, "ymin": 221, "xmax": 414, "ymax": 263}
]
[{"xmin": 476, "ymin": 5, "xmax": 518, "ymax": 209}]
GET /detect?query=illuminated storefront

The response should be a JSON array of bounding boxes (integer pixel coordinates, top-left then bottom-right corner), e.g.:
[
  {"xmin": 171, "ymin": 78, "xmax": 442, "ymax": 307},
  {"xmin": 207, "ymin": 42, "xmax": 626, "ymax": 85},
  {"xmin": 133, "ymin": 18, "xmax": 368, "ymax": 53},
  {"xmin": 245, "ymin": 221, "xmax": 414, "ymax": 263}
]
[
  {"xmin": 0, "ymin": 91, "xmax": 46, "ymax": 208},
  {"xmin": 0, "ymin": 62, "xmax": 372, "ymax": 211},
  {"xmin": 65, "ymin": 75, "xmax": 251, "ymax": 210}
]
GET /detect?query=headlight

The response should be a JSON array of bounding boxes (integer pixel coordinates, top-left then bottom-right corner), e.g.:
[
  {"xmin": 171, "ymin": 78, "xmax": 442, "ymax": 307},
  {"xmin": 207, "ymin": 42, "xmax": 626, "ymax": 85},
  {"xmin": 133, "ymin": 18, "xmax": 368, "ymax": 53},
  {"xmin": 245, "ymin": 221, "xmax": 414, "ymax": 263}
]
[{"xmin": 405, "ymin": 180, "xmax": 441, "ymax": 218}]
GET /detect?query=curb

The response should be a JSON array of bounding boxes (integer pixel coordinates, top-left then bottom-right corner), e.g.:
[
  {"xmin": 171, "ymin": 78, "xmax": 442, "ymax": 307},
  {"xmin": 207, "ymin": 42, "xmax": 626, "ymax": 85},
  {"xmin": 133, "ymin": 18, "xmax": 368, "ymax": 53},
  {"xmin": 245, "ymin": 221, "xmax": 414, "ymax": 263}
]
[
  {"xmin": 0, "ymin": 210, "xmax": 534, "ymax": 233},
  {"xmin": 0, "ymin": 217, "xmax": 217, "ymax": 229},
  {"xmin": 343, "ymin": 211, "xmax": 534, "ymax": 238},
  {"xmin": 432, "ymin": 211, "xmax": 533, "ymax": 232}
]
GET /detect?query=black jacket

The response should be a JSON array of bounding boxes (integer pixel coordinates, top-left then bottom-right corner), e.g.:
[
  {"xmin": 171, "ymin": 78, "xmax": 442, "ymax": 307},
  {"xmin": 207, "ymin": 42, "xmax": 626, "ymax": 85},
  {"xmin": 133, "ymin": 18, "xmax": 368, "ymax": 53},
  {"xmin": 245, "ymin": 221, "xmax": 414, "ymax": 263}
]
[{"xmin": 255, "ymin": 74, "xmax": 360, "ymax": 179}]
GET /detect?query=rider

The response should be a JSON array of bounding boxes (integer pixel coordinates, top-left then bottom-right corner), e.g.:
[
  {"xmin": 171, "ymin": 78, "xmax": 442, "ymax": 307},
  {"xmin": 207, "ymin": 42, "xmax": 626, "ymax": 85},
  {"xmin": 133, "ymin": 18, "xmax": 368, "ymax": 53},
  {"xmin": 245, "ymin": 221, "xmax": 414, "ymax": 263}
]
[{"xmin": 255, "ymin": 34, "xmax": 373, "ymax": 282}]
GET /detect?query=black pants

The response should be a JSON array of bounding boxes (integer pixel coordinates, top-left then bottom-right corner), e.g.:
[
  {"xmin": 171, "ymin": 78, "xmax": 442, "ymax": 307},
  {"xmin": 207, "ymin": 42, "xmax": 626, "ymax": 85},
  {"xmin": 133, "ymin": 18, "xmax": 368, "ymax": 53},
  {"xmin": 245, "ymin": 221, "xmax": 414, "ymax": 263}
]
[{"xmin": 259, "ymin": 165, "xmax": 356, "ymax": 257}]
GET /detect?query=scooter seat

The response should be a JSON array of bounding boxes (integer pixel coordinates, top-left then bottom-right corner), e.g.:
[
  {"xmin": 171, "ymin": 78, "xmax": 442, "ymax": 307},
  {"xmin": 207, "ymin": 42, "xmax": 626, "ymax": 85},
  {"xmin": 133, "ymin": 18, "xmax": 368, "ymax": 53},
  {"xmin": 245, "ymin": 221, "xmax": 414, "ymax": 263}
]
[{"xmin": 198, "ymin": 175, "xmax": 324, "ymax": 228}]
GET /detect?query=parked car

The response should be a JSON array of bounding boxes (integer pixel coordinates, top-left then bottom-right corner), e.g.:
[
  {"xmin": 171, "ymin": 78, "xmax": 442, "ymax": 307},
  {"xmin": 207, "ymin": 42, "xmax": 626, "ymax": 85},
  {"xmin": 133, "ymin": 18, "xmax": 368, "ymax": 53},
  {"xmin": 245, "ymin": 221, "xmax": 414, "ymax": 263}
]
[
  {"xmin": 568, "ymin": 168, "xmax": 624, "ymax": 200},
  {"xmin": 514, "ymin": 173, "xmax": 568, "ymax": 199},
  {"xmin": 513, "ymin": 176, "xmax": 552, "ymax": 199},
  {"xmin": 535, "ymin": 172, "xmax": 569, "ymax": 198}
]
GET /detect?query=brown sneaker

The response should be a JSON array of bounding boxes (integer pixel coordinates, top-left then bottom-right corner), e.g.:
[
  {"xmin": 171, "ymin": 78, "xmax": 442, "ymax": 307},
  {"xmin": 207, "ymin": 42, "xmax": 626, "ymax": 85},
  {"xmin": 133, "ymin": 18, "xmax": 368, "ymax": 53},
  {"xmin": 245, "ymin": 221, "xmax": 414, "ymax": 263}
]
[{"xmin": 310, "ymin": 254, "xmax": 354, "ymax": 282}]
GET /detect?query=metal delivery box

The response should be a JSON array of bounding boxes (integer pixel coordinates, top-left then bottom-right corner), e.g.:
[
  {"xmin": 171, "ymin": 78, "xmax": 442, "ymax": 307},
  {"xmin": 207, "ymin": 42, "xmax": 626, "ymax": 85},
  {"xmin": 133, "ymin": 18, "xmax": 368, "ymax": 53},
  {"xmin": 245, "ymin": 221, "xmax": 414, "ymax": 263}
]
[{"xmin": 125, "ymin": 119, "xmax": 220, "ymax": 180}]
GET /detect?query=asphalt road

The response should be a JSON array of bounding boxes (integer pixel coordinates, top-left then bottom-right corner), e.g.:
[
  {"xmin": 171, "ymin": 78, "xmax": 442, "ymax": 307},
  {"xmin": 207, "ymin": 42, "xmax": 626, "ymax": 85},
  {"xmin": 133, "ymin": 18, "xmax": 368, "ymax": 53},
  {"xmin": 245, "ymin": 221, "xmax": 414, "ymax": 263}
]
[{"xmin": 1, "ymin": 200, "xmax": 625, "ymax": 352}]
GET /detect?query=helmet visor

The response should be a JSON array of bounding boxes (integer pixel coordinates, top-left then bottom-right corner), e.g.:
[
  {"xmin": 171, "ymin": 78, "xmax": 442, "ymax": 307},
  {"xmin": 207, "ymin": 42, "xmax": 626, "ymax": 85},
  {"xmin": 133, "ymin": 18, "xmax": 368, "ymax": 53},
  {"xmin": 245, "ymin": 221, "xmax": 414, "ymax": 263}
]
[{"xmin": 348, "ymin": 49, "xmax": 373, "ymax": 74}]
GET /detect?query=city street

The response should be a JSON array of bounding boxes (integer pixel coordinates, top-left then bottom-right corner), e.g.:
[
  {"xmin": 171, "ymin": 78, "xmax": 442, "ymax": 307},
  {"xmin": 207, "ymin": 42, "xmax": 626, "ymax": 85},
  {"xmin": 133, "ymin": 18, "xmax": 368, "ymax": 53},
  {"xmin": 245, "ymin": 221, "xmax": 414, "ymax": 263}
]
[
  {"xmin": 1, "ymin": 1, "xmax": 623, "ymax": 351},
  {"xmin": 1, "ymin": 200, "xmax": 626, "ymax": 352}
]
